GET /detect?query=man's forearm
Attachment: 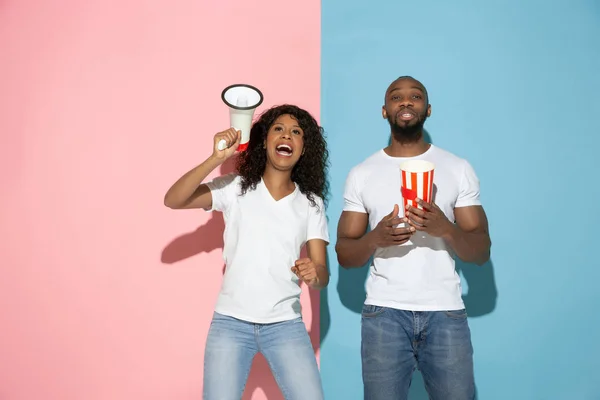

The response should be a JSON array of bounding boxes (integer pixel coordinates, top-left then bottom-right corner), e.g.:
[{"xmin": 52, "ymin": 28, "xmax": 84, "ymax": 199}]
[
  {"xmin": 335, "ymin": 232, "xmax": 376, "ymax": 268},
  {"xmin": 443, "ymin": 225, "xmax": 491, "ymax": 265}
]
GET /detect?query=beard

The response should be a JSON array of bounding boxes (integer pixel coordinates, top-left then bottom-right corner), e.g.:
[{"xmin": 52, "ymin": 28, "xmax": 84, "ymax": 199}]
[{"xmin": 387, "ymin": 113, "xmax": 427, "ymax": 143}]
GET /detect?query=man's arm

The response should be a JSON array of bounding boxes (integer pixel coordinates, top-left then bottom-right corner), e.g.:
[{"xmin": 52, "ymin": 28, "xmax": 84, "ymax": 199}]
[
  {"xmin": 405, "ymin": 199, "xmax": 491, "ymax": 266},
  {"xmin": 443, "ymin": 205, "xmax": 491, "ymax": 266},
  {"xmin": 336, "ymin": 205, "xmax": 415, "ymax": 268},
  {"xmin": 335, "ymin": 211, "xmax": 374, "ymax": 268}
]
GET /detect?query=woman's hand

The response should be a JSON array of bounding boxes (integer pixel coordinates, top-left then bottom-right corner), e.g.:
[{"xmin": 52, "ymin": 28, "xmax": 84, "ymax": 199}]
[{"xmin": 213, "ymin": 128, "xmax": 241, "ymax": 160}]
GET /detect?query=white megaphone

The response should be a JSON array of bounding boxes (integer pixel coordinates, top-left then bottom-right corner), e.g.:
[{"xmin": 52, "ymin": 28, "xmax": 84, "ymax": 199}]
[{"xmin": 217, "ymin": 84, "xmax": 264, "ymax": 152}]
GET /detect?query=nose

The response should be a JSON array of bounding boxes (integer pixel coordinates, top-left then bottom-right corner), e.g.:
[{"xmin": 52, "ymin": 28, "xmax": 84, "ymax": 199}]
[
  {"xmin": 400, "ymin": 97, "xmax": 413, "ymax": 107},
  {"xmin": 281, "ymin": 129, "xmax": 292, "ymax": 139}
]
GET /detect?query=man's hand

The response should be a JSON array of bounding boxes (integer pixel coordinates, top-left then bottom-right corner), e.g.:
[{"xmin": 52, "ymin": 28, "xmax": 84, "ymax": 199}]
[
  {"xmin": 291, "ymin": 258, "xmax": 322, "ymax": 287},
  {"xmin": 368, "ymin": 204, "xmax": 415, "ymax": 248},
  {"xmin": 405, "ymin": 198, "xmax": 453, "ymax": 238}
]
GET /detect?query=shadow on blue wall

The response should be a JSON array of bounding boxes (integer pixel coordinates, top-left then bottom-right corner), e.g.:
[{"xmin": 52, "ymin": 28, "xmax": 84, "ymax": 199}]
[{"xmin": 321, "ymin": 131, "xmax": 498, "ymax": 399}]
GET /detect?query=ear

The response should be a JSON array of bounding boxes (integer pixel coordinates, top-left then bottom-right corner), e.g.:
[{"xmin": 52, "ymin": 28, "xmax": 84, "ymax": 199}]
[
  {"xmin": 263, "ymin": 140, "xmax": 266, "ymax": 149},
  {"xmin": 426, "ymin": 104, "xmax": 432, "ymax": 117},
  {"xmin": 382, "ymin": 106, "xmax": 387, "ymax": 119}
]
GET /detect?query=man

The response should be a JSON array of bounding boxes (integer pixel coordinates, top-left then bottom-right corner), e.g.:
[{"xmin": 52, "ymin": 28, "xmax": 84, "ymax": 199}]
[{"xmin": 335, "ymin": 76, "xmax": 491, "ymax": 400}]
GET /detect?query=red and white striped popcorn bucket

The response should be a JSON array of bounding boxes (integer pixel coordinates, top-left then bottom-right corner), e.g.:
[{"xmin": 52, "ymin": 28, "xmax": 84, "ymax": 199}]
[{"xmin": 400, "ymin": 160, "xmax": 435, "ymax": 210}]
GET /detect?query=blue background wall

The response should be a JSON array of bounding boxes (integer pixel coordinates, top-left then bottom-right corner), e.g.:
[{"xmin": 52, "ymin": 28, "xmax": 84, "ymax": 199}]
[{"xmin": 319, "ymin": 1, "xmax": 600, "ymax": 399}]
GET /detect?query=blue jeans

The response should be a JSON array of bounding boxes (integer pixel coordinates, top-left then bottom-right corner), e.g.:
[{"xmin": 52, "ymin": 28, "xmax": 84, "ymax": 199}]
[
  {"xmin": 203, "ymin": 312, "xmax": 324, "ymax": 400},
  {"xmin": 361, "ymin": 305, "xmax": 475, "ymax": 400}
]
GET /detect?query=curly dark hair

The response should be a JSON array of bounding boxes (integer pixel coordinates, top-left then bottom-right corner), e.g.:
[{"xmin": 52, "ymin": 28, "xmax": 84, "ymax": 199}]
[{"xmin": 235, "ymin": 104, "xmax": 329, "ymax": 209}]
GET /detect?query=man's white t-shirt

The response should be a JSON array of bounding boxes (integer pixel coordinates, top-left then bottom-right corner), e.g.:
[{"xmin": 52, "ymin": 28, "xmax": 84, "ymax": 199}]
[
  {"xmin": 206, "ymin": 173, "xmax": 329, "ymax": 323},
  {"xmin": 343, "ymin": 145, "xmax": 482, "ymax": 311}
]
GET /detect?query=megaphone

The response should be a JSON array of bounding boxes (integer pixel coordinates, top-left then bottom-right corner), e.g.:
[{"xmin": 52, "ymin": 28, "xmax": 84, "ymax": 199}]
[{"xmin": 217, "ymin": 84, "xmax": 264, "ymax": 152}]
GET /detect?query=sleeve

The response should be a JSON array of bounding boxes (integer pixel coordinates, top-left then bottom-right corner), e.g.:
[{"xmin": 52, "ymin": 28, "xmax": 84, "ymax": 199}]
[
  {"xmin": 342, "ymin": 167, "xmax": 367, "ymax": 213},
  {"xmin": 307, "ymin": 196, "xmax": 330, "ymax": 244},
  {"xmin": 204, "ymin": 173, "xmax": 238, "ymax": 212},
  {"xmin": 455, "ymin": 160, "xmax": 482, "ymax": 208}
]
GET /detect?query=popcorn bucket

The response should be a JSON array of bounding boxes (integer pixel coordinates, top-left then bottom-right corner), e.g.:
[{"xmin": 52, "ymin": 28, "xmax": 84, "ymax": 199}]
[{"xmin": 400, "ymin": 160, "xmax": 435, "ymax": 210}]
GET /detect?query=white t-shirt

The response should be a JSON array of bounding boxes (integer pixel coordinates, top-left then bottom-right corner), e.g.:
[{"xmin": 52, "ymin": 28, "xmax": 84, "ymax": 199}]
[
  {"xmin": 342, "ymin": 145, "xmax": 482, "ymax": 311},
  {"xmin": 206, "ymin": 173, "xmax": 329, "ymax": 323}
]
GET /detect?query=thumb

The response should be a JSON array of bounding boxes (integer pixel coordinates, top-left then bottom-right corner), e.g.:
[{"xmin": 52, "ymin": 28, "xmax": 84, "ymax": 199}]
[
  {"xmin": 387, "ymin": 204, "xmax": 399, "ymax": 219},
  {"xmin": 233, "ymin": 130, "xmax": 242, "ymax": 145}
]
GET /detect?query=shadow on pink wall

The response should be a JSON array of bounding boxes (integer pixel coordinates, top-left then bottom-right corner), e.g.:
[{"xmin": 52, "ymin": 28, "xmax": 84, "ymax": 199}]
[{"xmin": 160, "ymin": 157, "xmax": 320, "ymax": 399}]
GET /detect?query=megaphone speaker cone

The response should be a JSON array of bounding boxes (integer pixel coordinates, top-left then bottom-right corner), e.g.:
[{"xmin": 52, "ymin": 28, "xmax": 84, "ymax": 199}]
[
  {"xmin": 218, "ymin": 84, "xmax": 264, "ymax": 152},
  {"xmin": 221, "ymin": 84, "xmax": 264, "ymax": 110}
]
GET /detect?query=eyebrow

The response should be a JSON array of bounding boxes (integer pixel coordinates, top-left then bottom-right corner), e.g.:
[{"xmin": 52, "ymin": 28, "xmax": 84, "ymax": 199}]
[
  {"xmin": 389, "ymin": 86, "xmax": 424, "ymax": 95},
  {"xmin": 273, "ymin": 122, "xmax": 301, "ymax": 128}
]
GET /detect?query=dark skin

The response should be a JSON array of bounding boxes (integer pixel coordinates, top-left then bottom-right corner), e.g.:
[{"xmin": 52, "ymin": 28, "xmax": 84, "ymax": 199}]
[{"xmin": 336, "ymin": 77, "xmax": 491, "ymax": 267}]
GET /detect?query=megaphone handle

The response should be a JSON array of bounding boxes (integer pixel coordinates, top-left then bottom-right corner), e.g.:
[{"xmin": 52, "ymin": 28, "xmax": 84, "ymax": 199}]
[{"xmin": 217, "ymin": 139, "xmax": 227, "ymax": 151}]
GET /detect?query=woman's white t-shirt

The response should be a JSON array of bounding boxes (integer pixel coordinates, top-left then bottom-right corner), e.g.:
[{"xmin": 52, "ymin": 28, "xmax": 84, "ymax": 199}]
[{"xmin": 206, "ymin": 173, "xmax": 329, "ymax": 323}]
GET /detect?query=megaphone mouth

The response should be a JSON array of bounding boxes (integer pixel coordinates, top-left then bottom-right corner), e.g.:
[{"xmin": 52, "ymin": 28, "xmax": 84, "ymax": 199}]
[{"xmin": 221, "ymin": 84, "xmax": 264, "ymax": 111}]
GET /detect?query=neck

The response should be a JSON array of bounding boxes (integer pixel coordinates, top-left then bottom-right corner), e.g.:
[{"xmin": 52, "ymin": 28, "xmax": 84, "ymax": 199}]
[
  {"xmin": 262, "ymin": 164, "xmax": 295, "ymax": 190},
  {"xmin": 385, "ymin": 134, "xmax": 430, "ymax": 158}
]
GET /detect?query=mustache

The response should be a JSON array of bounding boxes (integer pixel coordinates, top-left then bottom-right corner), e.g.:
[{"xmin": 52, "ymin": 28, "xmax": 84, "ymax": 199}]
[{"xmin": 397, "ymin": 107, "xmax": 416, "ymax": 114}]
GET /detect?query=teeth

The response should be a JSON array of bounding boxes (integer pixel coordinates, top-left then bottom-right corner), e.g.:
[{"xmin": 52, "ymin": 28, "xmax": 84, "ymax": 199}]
[{"xmin": 276, "ymin": 144, "xmax": 292, "ymax": 157}]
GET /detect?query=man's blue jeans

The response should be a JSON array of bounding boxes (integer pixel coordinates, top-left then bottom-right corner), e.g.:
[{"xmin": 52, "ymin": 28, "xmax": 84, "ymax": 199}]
[
  {"xmin": 361, "ymin": 304, "xmax": 475, "ymax": 400},
  {"xmin": 203, "ymin": 312, "xmax": 324, "ymax": 400}
]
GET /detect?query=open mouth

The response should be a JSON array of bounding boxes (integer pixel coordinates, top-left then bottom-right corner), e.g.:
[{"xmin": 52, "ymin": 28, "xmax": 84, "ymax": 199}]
[
  {"xmin": 275, "ymin": 144, "xmax": 293, "ymax": 157},
  {"xmin": 398, "ymin": 109, "xmax": 416, "ymax": 121}
]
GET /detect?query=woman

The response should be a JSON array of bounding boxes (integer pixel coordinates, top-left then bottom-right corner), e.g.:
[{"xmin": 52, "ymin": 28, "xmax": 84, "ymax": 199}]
[{"xmin": 164, "ymin": 104, "xmax": 330, "ymax": 400}]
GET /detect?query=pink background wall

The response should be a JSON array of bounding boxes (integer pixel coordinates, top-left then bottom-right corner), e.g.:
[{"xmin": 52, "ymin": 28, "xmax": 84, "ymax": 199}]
[{"xmin": 0, "ymin": 1, "xmax": 320, "ymax": 399}]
